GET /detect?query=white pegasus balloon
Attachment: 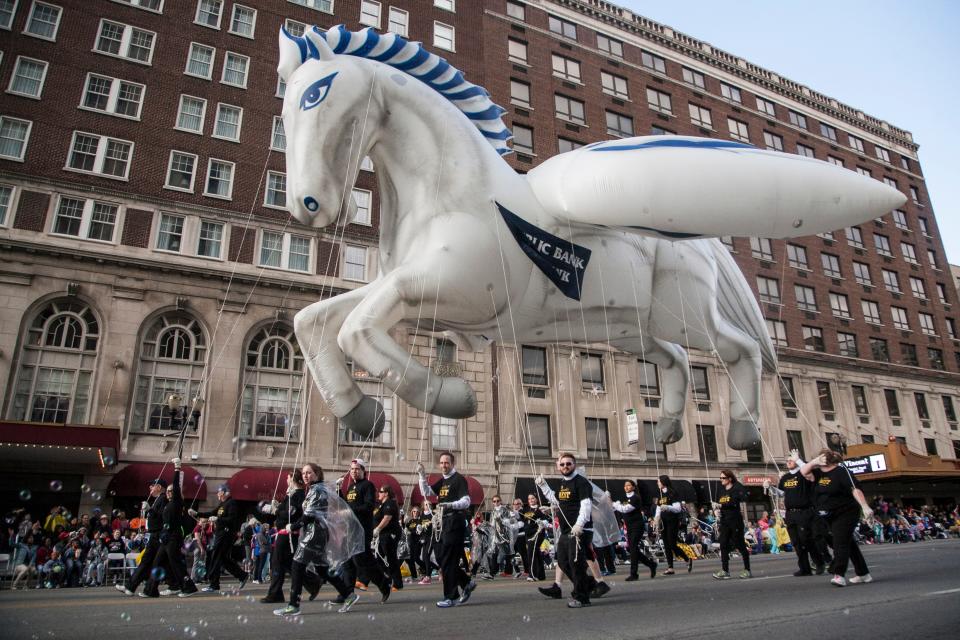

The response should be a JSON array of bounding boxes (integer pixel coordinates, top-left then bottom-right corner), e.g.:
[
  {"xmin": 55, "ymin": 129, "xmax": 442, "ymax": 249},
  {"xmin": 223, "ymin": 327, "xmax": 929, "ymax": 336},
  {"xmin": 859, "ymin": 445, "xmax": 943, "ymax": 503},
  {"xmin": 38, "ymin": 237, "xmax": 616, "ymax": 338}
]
[{"xmin": 278, "ymin": 26, "xmax": 905, "ymax": 450}]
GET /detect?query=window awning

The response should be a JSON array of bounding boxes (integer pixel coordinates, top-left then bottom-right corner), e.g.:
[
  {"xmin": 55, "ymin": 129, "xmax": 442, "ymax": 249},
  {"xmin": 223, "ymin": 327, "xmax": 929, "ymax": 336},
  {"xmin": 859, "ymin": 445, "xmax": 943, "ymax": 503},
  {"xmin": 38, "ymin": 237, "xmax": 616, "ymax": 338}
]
[
  {"xmin": 410, "ymin": 473, "xmax": 484, "ymax": 507},
  {"xmin": 339, "ymin": 471, "xmax": 405, "ymax": 507},
  {"xmin": 226, "ymin": 468, "xmax": 289, "ymax": 502},
  {"xmin": 107, "ymin": 462, "xmax": 206, "ymax": 501},
  {"xmin": 0, "ymin": 421, "xmax": 119, "ymax": 467}
]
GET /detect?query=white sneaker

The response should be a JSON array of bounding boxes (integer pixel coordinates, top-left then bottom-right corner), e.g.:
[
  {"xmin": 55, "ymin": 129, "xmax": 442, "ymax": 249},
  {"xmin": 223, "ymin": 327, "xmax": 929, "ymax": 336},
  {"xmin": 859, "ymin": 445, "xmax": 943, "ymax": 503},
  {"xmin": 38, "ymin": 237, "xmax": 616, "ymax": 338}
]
[
  {"xmin": 115, "ymin": 584, "xmax": 134, "ymax": 596},
  {"xmin": 830, "ymin": 575, "xmax": 847, "ymax": 587},
  {"xmin": 338, "ymin": 592, "xmax": 360, "ymax": 613},
  {"xmin": 849, "ymin": 574, "xmax": 873, "ymax": 584},
  {"xmin": 159, "ymin": 588, "xmax": 180, "ymax": 596}
]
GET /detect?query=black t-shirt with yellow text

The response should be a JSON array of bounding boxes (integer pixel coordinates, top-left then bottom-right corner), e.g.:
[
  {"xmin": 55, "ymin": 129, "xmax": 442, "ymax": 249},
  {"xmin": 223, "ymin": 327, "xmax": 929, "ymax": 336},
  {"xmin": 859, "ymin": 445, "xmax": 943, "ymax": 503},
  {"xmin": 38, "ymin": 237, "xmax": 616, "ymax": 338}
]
[
  {"xmin": 374, "ymin": 498, "xmax": 401, "ymax": 535},
  {"xmin": 812, "ymin": 466, "xmax": 860, "ymax": 513},
  {"xmin": 344, "ymin": 478, "xmax": 377, "ymax": 532},
  {"xmin": 778, "ymin": 472, "xmax": 815, "ymax": 509},
  {"xmin": 430, "ymin": 472, "xmax": 469, "ymax": 515},
  {"xmin": 556, "ymin": 474, "xmax": 593, "ymax": 534},
  {"xmin": 717, "ymin": 482, "xmax": 748, "ymax": 522}
]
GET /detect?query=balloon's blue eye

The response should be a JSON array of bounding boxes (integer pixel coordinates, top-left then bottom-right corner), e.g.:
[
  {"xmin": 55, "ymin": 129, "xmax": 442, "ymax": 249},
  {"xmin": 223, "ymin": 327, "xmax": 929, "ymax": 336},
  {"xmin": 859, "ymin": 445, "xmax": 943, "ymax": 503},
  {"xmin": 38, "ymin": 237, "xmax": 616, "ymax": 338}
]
[{"xmin": 299, "ymin": 72, "xmax": 338, "ymax": 111}]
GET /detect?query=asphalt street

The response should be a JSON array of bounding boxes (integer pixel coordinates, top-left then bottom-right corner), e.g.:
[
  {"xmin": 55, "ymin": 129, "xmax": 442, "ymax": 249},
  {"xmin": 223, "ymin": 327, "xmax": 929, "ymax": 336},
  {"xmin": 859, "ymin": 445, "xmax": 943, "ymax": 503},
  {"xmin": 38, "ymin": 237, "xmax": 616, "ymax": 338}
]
[{"xmin": 2, "ymin": 539, "xmax": 959, "ymax": 640}]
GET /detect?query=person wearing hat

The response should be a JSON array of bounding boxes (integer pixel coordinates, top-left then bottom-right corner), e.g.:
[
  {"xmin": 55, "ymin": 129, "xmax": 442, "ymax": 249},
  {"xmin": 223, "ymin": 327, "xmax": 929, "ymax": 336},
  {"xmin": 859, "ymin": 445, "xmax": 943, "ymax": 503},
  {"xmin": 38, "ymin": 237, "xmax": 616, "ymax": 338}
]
[
  {"xmin": 765, "ymin": 449, "xmax": 828, "ymax": 576},
  {"xmin": 189, "ymin": 482, "xmax": 248, "ymax": 592},
  {"xmin": 148, "ymin": 457, "xmax": 199, "ymax": 597},
  {"xmin": 338, "ymin": 458, "xmax": 391, "ymax": 603},
  {"xmin": 115, "ymin": 474, "xmax": 167, "ymax": 596}
]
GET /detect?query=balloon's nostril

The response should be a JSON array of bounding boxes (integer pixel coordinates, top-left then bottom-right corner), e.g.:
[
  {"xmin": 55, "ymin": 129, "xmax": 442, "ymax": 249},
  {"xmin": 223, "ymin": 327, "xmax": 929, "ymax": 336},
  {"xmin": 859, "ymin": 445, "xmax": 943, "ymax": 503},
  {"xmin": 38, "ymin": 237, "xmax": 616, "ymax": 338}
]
[{"xmin": 304, "ymin": 196, "xmax": 319, "ymax": 212}]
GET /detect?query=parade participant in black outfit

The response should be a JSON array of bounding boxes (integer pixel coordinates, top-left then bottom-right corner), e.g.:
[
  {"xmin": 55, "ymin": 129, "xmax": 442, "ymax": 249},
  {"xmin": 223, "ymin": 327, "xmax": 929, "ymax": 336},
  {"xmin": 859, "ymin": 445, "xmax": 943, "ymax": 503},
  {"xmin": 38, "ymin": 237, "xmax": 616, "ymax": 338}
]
[
  {"xmin": 417, "ymin": 500, "xmax": 435, "ymax": 584},
  {"xmin": 373, "ymin": 485, "xmax": 403, "ymax": 590},
  {"xmin": 259, "ymin": 468, "xmax": 321, "ymax": 603},
  {"xmin": 416, "ymin": 451, "xmax": 476, "ymax": 608},
  {"xmin": 274, "ymin": 463, "xmax": 362, "ymax": 617},
  {"xmin": 115, "ymin": 476, "xmax": 167, "ymax": 597},
  {"xmin": 800, "ymin": 449, "xmax": 874, "ymax": 587},
  {"xmin": 535, "ymin": 453, "xmax": 594, "ymax": 608},
  {"xmin": 713, "ymin": 469, "xmax": 752, "ymax": 580},
  {"xmin": 146, "ymin": 457, "xmax": 198, "ymax": 597},
  {"xmin": 403, "ymin": 506, "xmax": 428, "ymax": 581},
  {"xmin": 338, "ymin": 458, "xmax": 391, "ymax": 603},
  {"xmin": 765, "ymin": 449, "xmax": 827, "ymax": 576},
  {"xmin": 189, "ymin": 484, "xmax": 248, "ymax": 592},
  {"xmin": 653, "ymin": 475, "xmax": 693, "ymax": 575},
  {"xmin": 612, "ymin": 480, "xmax": 657, "ymax": 581},
  {"xmin": 511, "ymin": 498, "xmax": 529, "ymax": 578}
]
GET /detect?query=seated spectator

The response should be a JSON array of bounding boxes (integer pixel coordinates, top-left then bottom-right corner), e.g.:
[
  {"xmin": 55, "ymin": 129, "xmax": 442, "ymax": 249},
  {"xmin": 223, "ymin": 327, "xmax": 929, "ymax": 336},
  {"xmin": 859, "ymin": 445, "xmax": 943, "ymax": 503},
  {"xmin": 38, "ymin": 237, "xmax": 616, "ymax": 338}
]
[
  {"xmin": 12, "ymin": 533, "xmax": 38, "ymax": 589},
  {"xmin": 39, "ymin": 549, "xmax": 66, "ymax": 588}
]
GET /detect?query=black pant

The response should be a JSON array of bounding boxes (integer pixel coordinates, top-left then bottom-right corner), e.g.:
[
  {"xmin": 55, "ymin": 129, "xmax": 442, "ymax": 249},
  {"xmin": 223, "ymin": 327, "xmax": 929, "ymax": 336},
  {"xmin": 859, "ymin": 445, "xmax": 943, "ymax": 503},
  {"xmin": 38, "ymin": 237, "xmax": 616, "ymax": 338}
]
[
  {"xmin": 342, "ymin": 528, "xmax": 388, "ymax": 591},
  {"xmin": 526, "ymin": 531, "xmax": 546, "ymax": 580},
  {"xmin": 596, "ymin": 544, "xmax": 616, "ymax": 573},
  {"xmin": 812, "ymin": 514, "xmax": 833, "ymax": 564},
  {"xmin": 514, "ymin": 535, "xmax": 529, "ymax": 575},
  {"xmin": 825, "ymin": 507, "xmax": 869, "ymax": 578},
  {"xmin": 128, "ymin": 534, "xmax": 161, "ymax": 592},
  {"xmin": 785, "ymin": 508, "xmax": 824, "ymax": 573},
  {"xmin": 378, "ymin": 532, "xmax": 403, "ymax": 589},
  {"xmin": 438, "ymin": 515, "xmax": 470, "ymax": 601},
  {"xmin": 718, "ymin": 519, "xmax": 751, "ymax": 573},
  {"xmin": 626, "ymin": 526, "xmax": 656, "ymax": 577},
  {"xmin": 662, "ymin": 516, "xmax": 691, "ymax": 568},
  {"xmin": 556, "ymin": 531, "xmax": 591, "ymax": 604},
  {"xmin": 266, "ymin": 534, "xmax": 320, "ymax": 601},
  {"xmin": 146, "ymin": 535, "xmax": 196, "ymax": 594},
  {"xmin": 405, "ymin": 538, "xmax": 426, "ymax": 580},
  {"xmin": 206, "ymin": 533, "xmax": 247, "ymax": 589},
  {"xmin": 288, "ymin": 560, "xmax": 348, "ymax": 607}
]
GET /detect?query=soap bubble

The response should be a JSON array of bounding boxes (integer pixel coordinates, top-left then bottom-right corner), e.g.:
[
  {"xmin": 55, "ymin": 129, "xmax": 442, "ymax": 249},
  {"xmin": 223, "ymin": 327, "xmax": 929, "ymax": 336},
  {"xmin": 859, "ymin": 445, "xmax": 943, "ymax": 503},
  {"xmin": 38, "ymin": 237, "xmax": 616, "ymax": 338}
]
[
  {"xmin": 245, "ymin": 595, "xmax": 255, "ymax": 603},
  {"xmin": 81, "ymin": 483, "xmax": 92, "ymax": 493},
  {"xmin": 194, "ymin": 473, "xmax": 204, "ymax": 484},
  {"xmin": 120, "ymin": 613, "xmax": 131, "ymax": 622},
  {"xmin": 522, "ymin": 615, "xmax": 530, "ymax": 622},
  {"xmin": 419, "ymin": 605, "xmax": 427, "ymax": 612},
  {"xmin": 151, "ymin": 567, "xmax": 166, "ymax": 581},
  {"xmin": 183, "ymin": 626, "xmax": 197, "ymax": 638},
  {"xmin": 236, "ymin": 615, "xmax": 248, "ymax": 624},
  {"xmin": 103, "ymin": 455, "xmax": 115, "ymax": 466},
  {"xmin": 197, "ymin": 620, "xmax": 207, "ymax": 628},
  {"xmin": 297, "ymin": 618, "xmax": 304, "ymax": 625},
  {"xmin": 49, "ymin": 480, "xmax": 63, "ymax": 492},
  {"xmin": 91, "ymin": 491, "xmax": 103, "ymax": 501},
  {"xmin": 19, "ymin": 489, "xmax": 31, "ymax": 501},
  {"xmin": 367, "ymin": 614, "xmax": 376, "ymax": 621}
]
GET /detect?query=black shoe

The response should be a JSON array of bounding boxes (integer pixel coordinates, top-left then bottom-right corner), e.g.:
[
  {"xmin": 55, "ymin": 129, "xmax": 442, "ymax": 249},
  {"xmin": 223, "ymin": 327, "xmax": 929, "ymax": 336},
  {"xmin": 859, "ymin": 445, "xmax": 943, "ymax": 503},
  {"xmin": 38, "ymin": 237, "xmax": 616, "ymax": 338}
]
[
  {"xmin": 308, "ymin": 588, "xmax": 320, "ymax": 602},
  {"xmin": 650, "ymin": 561, "xmax": 658, "ymax": 579},
  {"xmin": 625, "ymin": 575, "xmax": 639, "ymax": 582},
  {"xmin": 591, "ymin": 581, "xmax": 611, "ymax": 598},
  {"xmin": 687, "ymin": 558, "xmax": 694, "ymax": 573},
  {"xmin": 261, "ymin": 596, "xmax": 284, "ymax": 603},
  {"xmin": 538, "ymin": 583, "xmax": 562, "ymax": 599},
  {"xmin": 328, "ymin": 595, "xmax": 346, "ymax": 605},
  {"xmin": 794, "ymin": 570, "xmax": 812, "ymax": 577},
  {"xmin": 379, "ymin": 582, "xmax": 391, "ymax": 604},
  {"xmin": 238, "ymin": 574, "xmax": 249, "ymax": 590},
  {"xmin": 815, "ymin": 564, "xmax": 826, "ymax": 575}
]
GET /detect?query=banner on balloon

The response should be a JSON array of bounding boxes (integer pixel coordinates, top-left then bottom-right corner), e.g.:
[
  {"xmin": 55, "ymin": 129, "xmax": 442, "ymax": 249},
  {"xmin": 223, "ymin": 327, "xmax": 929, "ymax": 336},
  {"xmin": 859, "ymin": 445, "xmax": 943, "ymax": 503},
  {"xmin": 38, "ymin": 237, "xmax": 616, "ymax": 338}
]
[{"xmin": 497, "ymin": 202, "xmax": 591, "ymax": 301}]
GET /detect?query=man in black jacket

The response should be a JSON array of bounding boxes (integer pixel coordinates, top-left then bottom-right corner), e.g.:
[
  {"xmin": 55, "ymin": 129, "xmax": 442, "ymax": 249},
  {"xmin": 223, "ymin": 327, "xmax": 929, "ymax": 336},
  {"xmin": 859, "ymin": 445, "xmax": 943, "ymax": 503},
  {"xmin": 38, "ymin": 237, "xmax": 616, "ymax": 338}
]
[
  {"xmin": 190, "ymin": 484, "xmax": 248, "ymax": 593},
  {"xmin": 115, "ymin": 476, "xmax": 167, "ymax": 597},
  {"xmin": 338, "ymin": 458, "xmax": 390, "ymax": 603},
  {"xmin": 612, "ymin": 480, "xmax": 657, "ymax": 581},
  {"xmin": 145, "ymin": 457, "xmax": 199, "ymax": 597},
  {"xmin": 766, "ymin": 450, "xmax": 828, "ymax": 576}
]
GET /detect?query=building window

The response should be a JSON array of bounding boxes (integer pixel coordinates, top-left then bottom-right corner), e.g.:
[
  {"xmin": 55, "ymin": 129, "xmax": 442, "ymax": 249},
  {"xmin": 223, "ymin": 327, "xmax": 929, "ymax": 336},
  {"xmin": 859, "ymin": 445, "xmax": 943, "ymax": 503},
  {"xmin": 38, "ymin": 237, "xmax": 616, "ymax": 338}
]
[
  {"xmin": 900, "ymin": 156, "xmax": 911, "ymax": 171},
  {"xmin": 816, "ymin": 380, "xmax": 834, "ymax": 413},
  {"xmin": 173, "ymin": 95, "xmax": 205, "ymax": 134},
  {"xmin": 283, "ymin": 18, "xmax": 306, "ymax": 36},
  {"xmin": 756, "ymin": 96, "xmax": 776, "ymax": 116},
  {"xmin": 0, "ymin": 116, "xmax": 32, "ymax": 161},
  {"xmin": 909, "ymin": 276, "xmax": 927, "ymax": 300},
  {"xmin": 837, "ymin": 332, "xmax": 858, "ymax": 358},
  {"xmin": 156, "ymin": 212, "xmax": 184, "ymax": 252},
  {"xmin": 640, "ymin": 50, "xmax": 666, "ymax": 73},
  {"xmin": 512, "ymin": 125, "xmax": 533, "ymax": 154},
  {"xmin": 95, "ymin": 19, "xmax": 156, "ymax": 64},
  {"xmin": 853, "ymin": 262, "xmax": 872, "ymax": 286},
  {"xmin": 67, "ymin": 131, "xmax": 134, "ymax": 179},
  {"xmin": 342, "ymin": 244, "xmax": 368, "ymax": 281},
  {"xmin": 786, "ymin": 244, "xmax": 808, "ymax": 269},
  {"xmin": 750, "ymin": 237, "xmax": 773, "ymax": 260},
  {"xmin": 927, "ymin": 249, "xmax": 938, "ymax": 270},
  {"xmin": 114, "ymin": 0, "xmax": 164, "ymax": 10},
  {"xmin": 432, "ymin": 414, "xmax": 458, "ymax": 450},
  {"xmin": 521, "ymin": 345, "xmax": 548, "ymax": 387},
  {"xmin": 943, "ymin": 396, "xmax": 957, "ymax": 423},
  {"xmin": 526, "ymin": 415, "xmax": 551, "ymax": 457},
  {"xmin": 637, "ymin": 359, "xmax": 659, "ymax": 395},
  {"xmin": 221, "ymin": 52, "xmax": 249, "ymax": 88},
  {"xmin": 228, "ymin": 4, "xmax": 255, "ymax": 38},
  {"xmin": 204, "ymin": 158, "xmax": 234, "ymax": 199},
  {"xmin": 132, "ymin": 312, "xmax": 206, "ymax": 431},
  {"xmin": 287, "ymin": 0, "xmax": 333, "ymax": 12},
  {"xmin": 196, "ymin": 219, "xmax": 223, "ymax": 258},
  {"xmin": 875, "ymin": 145, "xmax": 890, "ymax": 163},
  {"xmin": 581, "ymin": 352, "xmax": 604, "ymax": 391},
  {"xmin": 819, "ymin": 122, "xmax": 837, "ymax": 142},
  {"xmin": 339, "ymin": 364, "xmax": 391, "ymax": 445},
  {"xmin": 644, "ymin": 420, "xmax": 666, "ymax": 459},
  {"xmin": 185, "ymin": 43, "xmax": 215, "ymax": 79},
  {"xmin": 890, "ymin": 306, "xmax": 910, "ymax": 330},
  {"xmin": 0, "ymin": 184, "xmax": 13, "ymax": 226},
  {"xmin": 794, "ymin": 285, "xmax": 817, "ymax": 312},
  {"xmin": 434, "ymin": 0, "xmax": 454, "ymax": 11},
  {"xmin": 241, "ymin": 325, "xmax": 303, "ymax": 440},
  {"xmin": 605, "ymin": 111, "xmax": 633, "ymax": 137},
  {"xmin": 767, "ymin": 320, "xmax": 787, "ymax": 348},
  {"xmin": 720, "ymin": 82, "xmax": 741, "ymax": 103},
  {"xmin": 901, "ymin": 342, "xmax": 918, "ymax": 366},
  {"xmin": 910, "ymin": 186, "xmax": 921, "ymax": 204},
  {"xmin": 918, "ymin": 312, "xmax": 936, "ymax": 336},
  {"xmin": 351, "ymin": 188, "xmax": 371, "ymax": 225},
  {"xmin": 918, "ymin": 217, "xmax": 929, "ymax": 236},
  {"xmin": 558, "ymin": 137, "xmax": 582, "ymax": 153},
  {"xmin": 510, "ymin": 79, "xmax": 530, "ymax": 107},
  {"xmin": 763, "ymin": 131, "xmax": 784, "ymax": 152},
  {"xmin": 884, "ymin": 389, "xmax": 900, "ymax": 417},
  {"xmin": 387, "ymin": 6, "xmax": 408, "ymax": 36},
  {"xmin": 901, "ymin": 242, "xmax": 918, "ymax": 264},
  {"xmin": 845, "ymin": 226, "xmax": 864, "ymax": 249},
  {"xmin": 691, "ymin": 366, "xmax": 710, "ymax": 400},
  {"xmin": 786, "ymin": 429, "xmax": 805, "ymax": 459},
  {"xmin": 756, "ymin": 276, "xmax": 780, "ymax": 304},
  {"xmin": 936, "ymin": 283, "xmax": 949, "ymax": 305},
  {"xmin": 861, "ymin": 300, "xmax": 881, "ymax": 325},
  {"xmin": 697, "ymin": 425, "xmax": 718, "ymax": 462},
  {"xmin": 8, "ymin": 56, "xmax": 48, "ymax": 99},
  {"xmin": 646, "ymin": 88, "xmax": 672, "ymax": 115},
  {"xmin": 651, "ymin": 125, "xmax": 674, "ymax": 135},
  {"xmin": 688, "ymin": 103, "xmax": 712, "ymax": 129},
  {"xmin": 848, "ymin": 134, "xmax": 864, "ymax": 154},
  {"xmin": 802, "ymin": 326, "xmax": 824, "ymax": 352},
  {"xmin": 551, "ymin": 54, "xmax": 581, "ymax": 82},
  {"xmin": 261, "ymin": 231, "xmax": 311, "ymax": 272},
  {"xmin": 360, "ymin": 156, "xmax": 374, "ymax": 172},
  {"xmin": 585, "ymin": 418, "xmax": 609, "ymax": 457},
  {"xmin": 728, "ymin": 118, "xmax": 749, "ymax": 143},
  {"xmin": 946, "ymin": 318, "xmax": 957, "ymax": 341},
  {"xmin": 24, "ymin": 1, "xmax": 61, "ymax": 40},
  {"xmin": 212, "ymin": 103, "xmax": 242, "ymax": 141},
  {"xmin": 195, "ymin": 0, "xmax": 223, "ymax": 28},
  {"xmin": 874, "ymin": 234, "xmax": 892, "ymax": 257},
  {"xmin": 915, "ymin": 392, "xmax": 930, "ymax": 421},
  {"xmin": 882, "ymin": 269, "xmax": 900, "ymax": 293},
  {"xmin": 821, "ymin": 253, "xmax": 841, "ymax": 278},
  {"xmin": 51, "ymin": 196, "xmax": 118, "ymax": 242},
  {"xmin": 264, "ymin": 171, "xmax": 286, "ymax": 209},
  {"xmin": 883, "ymin": 176, "xmax": 898, "ymax": 190},
  {"xmin": 827, "ymin": 156, "xmax": 844, "ymax": 167},
  {"xmin": 508, "ymin": 39, "xmax": 527, "ymax": 64},
  {"xmin": 548, "ymin": 14, "xmax": 576, "ymax": 39},
  {"xmin": 929, "ymin": 348, "xmax": 945, "ymax": 371},
  {"xmin": 506, "ymin": 1, "xmax": 525, "ymax": 20},
  {"xmin": 555, "ymin": 94, "xmax": 585, "ymax": 125},
  {"xmin": 829, "ymin": 293, "xmax": 851, "ymax": 319},
  {"xmin": 600, "ymin": 71, "xmax": 628, "ymax": 99},
  {"xmin": 0, "ymin": 0, "xmax": 16, "ymax": 28},
  {"xmin": 597, "ymin": 33, "xmax": 623, "ymax": 58},
  {"xmin": 682, "ymin": 67, "xmax": 705, "ymax": 89},
  {"xmin": 787, "ymin": 110, "xmax": 807, "ymax": 129},
  {"xmin": 892, "ymin": 209, "xmax": 908, "ymax": 230},
  {"xmin": 10, "ymin": 300, "xmax": 100, "ymax": 424},
  {"xmin": 856, "ymin": 166, "xmax": 871, "ymax": 177},
  {"xmin": 923, "ymin": 438, "xmax": 937, "ymax": 456},
  {"xmin": 271, "ymin": 116, "xmax": 286, "ymax": 151},
  {"xmin": 869, "ymin": 337, "xmax": 889, "ymax": 362},
  {"xmin": 433, "ymin": 21, "xmax": 455, "ymax": 51}
]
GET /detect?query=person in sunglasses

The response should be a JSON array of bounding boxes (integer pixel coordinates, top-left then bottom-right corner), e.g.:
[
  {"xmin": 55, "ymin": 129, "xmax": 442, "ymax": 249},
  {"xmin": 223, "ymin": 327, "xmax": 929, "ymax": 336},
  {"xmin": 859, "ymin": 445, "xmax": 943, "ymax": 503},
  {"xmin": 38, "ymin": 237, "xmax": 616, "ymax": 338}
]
[
  {"xmin": 713, "ymin": 469, "xmax": 752, "ymax": 580},
  {"xmin": 373, "ymin": 485, "xmax": 403, "ymax": 591}
]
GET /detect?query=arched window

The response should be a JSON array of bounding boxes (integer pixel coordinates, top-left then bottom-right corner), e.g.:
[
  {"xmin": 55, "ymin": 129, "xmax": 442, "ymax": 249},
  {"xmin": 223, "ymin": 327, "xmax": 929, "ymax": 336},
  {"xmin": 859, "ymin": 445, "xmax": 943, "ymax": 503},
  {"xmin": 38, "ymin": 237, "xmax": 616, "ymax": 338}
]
[
  {"xmin": 337, "ymin": 360, "xmax": 393, "ymax": 446},
  {"xmin": 132, "ymin": 312, "xmax": 207, "ymax": 431},
  {"xmin": 10, "ymin": 300, "xmax": 101, "ymax": 424},
  {"xmin": 240, "ymin": 325, "xmax": 304, "ymax": 440}
]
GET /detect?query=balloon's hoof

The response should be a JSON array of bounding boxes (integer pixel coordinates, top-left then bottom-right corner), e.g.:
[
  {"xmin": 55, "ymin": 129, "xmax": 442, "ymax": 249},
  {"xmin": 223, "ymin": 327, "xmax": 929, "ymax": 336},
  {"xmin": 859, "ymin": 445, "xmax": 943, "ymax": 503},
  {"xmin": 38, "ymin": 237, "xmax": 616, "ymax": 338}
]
[
  {"xmin": 654, "ymin": 417, "xmax": 684, "ymax": 444},
  {"xmin": 728, "ymin": 419, "xmax": 761, "ymax": 451},
  {"xmin": 432, "ymin": 377, "xmax": 477, "ymax": 419},
  {"xmin": 340, "ymin": 396, "xmax": 386, "ymax": 438}
]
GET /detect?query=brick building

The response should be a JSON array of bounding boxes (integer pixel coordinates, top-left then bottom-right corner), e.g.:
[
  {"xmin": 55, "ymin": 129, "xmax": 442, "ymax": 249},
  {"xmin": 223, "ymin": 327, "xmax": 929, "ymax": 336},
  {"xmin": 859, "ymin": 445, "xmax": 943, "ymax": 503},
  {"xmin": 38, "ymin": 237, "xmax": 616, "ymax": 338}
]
[{"xmin": 0, "ymin": 0, "xmax": 957, "ymax": 516}]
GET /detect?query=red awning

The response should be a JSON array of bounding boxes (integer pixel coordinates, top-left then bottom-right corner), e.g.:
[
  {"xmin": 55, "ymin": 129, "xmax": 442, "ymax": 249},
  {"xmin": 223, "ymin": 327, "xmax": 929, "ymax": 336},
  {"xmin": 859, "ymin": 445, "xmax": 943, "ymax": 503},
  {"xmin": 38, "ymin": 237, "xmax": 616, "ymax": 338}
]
[
  {"xmin": 410, "ymin": 474, "xmax": 485, "ymax": 507},
  {"xmin": 107, "ymin": 462, "xmax": 206, "ymax": 500},
  {"xmin": 0, "ymin": 421, "xmax": 120, "ymax": 467},
  {"xmin": 227, "ymin": 468, "xmax": 289, "ymax": 502},
  {"xmin": 337, "ymin": 472, "xmax": 405, "ymax": 506}
]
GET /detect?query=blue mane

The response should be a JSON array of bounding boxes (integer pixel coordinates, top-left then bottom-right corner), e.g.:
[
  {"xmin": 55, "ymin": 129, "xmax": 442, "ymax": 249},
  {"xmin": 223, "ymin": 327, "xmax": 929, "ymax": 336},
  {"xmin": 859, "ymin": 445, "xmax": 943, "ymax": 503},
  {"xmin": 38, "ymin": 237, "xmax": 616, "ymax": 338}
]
[{"xmin": 284, "ymin": 25, "xmax": 513, "ymax": 156}]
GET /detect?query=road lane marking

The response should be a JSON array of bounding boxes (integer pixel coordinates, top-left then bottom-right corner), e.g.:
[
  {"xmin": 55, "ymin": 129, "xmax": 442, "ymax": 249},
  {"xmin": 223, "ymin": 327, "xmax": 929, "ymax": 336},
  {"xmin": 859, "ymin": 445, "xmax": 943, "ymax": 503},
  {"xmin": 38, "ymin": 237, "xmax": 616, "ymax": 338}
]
[{"xmin": 926, "ymin": 588, "xmax": 960, "ymax": 596}]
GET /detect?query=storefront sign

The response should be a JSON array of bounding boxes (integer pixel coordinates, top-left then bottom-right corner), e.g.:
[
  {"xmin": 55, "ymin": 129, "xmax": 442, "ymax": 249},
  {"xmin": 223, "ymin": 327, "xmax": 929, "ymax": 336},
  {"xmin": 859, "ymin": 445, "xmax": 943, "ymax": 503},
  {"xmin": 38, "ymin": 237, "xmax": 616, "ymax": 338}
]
[
  {"xmin": 843, "ymin": 453, "xmax": 888, "ymax": 475},
  {"xmin": 742, "ymin": 475, "xmax": 775, "ymax": 486}
]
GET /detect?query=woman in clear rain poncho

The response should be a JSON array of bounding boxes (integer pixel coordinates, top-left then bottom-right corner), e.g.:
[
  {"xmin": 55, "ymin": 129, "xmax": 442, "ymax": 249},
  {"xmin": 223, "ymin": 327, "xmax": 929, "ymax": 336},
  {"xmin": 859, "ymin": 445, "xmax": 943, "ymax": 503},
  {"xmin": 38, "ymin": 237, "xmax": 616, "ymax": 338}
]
[{"xmin": 274, "ymin": 463, "xmax": 366, "ymax": 617}]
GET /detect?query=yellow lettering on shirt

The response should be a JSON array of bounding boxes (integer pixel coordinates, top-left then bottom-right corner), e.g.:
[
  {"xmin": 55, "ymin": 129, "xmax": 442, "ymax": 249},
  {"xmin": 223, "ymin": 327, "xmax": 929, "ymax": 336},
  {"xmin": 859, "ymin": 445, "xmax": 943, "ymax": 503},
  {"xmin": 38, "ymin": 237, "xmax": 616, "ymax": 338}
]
[
  {"xmin": 719, "ymin": 495, "xmax": 731, "ymax": 504},
  {"xmin": 784, "ymin": 479, "xmax": 799, "ymax": 488},
  {"xmin": 818, "ymin": 478, "xmax": 831, "ymax": 487},
  {"xmin": 439, "ymin": 485, "xmax": 450, "ymax": 498},
  {"xmin": 346, "ymin": 487, "xmax": 357, "ymax": 503},
  {"xmin": 558, "ymin": 487, "xmax": 572, "ymax": 500},
  {"xmin": 217, "ymin": 506, "xmax": 225, "ymax": 516}
]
